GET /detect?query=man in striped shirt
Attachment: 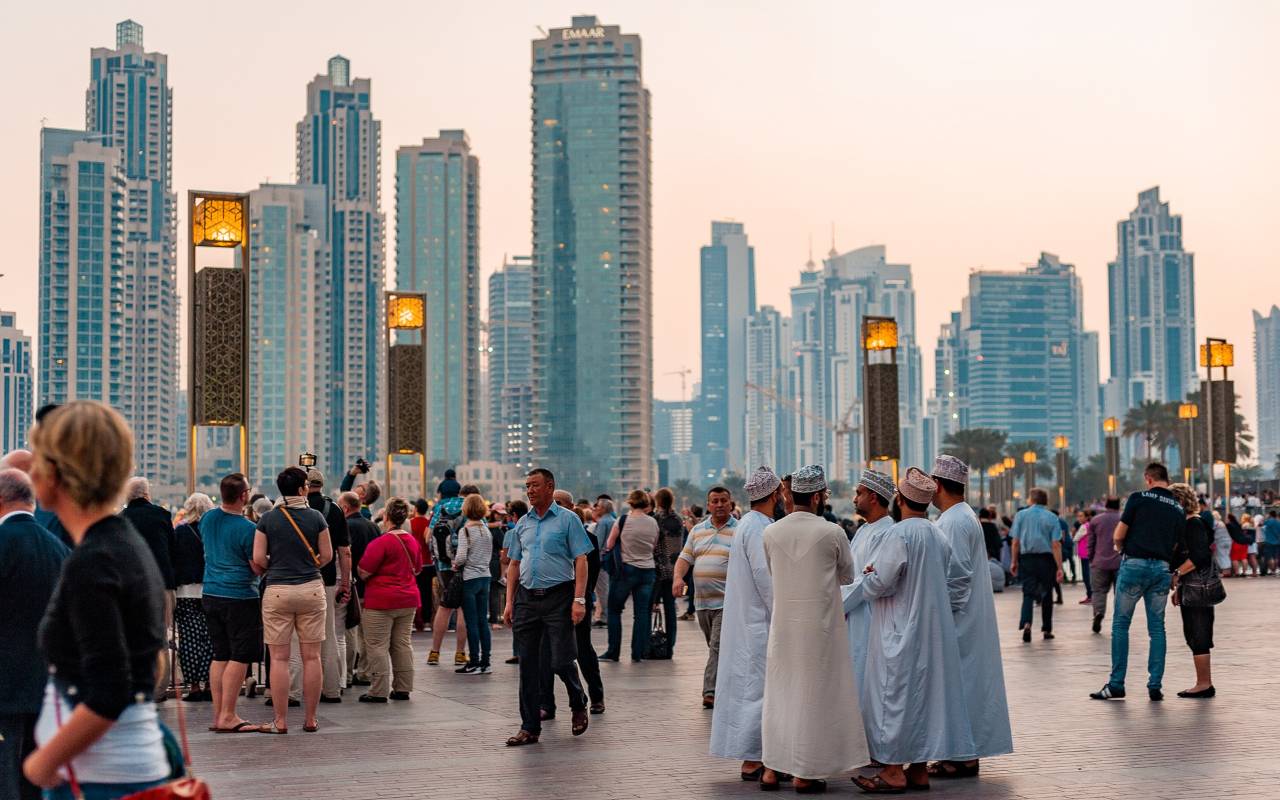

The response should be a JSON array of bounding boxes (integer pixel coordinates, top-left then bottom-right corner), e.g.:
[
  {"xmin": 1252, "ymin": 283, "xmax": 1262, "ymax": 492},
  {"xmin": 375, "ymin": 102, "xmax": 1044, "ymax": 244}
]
[{"xmin": 674, "ymin": 486, "xmax": 737, "ymax": 708}]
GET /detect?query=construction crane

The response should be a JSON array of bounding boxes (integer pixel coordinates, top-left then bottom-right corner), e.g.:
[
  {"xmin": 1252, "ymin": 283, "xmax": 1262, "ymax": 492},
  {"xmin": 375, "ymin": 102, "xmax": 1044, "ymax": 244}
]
[
  {"xmin": 745, "ymin": 382, "xmax": 859, "ymax": 484},
  {"xmin": 664, "ymin": 367, "xmax": 693, "ymax": 403}
]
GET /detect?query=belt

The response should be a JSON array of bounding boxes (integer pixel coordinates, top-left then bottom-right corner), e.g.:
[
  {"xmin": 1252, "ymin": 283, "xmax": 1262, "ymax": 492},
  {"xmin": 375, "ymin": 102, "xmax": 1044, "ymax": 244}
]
[{"xmin": 521, "ymin": 581, "xmax": 573, "ymax": 598}]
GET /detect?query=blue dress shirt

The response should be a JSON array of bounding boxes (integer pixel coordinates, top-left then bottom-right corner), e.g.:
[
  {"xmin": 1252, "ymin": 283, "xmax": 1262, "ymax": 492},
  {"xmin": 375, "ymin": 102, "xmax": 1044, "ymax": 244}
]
[
  {"xmin": 506, "ymin": 502, "xmax": 594, "ymax": 590},
  {"xmin": 1011, "ymin": 505, "xmax": 1062, "ymax": 554}
]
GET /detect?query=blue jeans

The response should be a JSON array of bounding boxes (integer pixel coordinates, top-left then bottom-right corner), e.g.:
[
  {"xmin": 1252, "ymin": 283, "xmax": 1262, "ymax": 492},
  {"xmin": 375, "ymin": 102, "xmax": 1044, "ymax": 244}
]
[
  {"xmin": 1108, "ymin": 558, "xmax": 1172, "ymax": 691},
  {"xmin": 45, "ymin": 780, "xmax": 166, "ymax": 800},
  {"xmin": 462, "ymin": 577, "xmax": 492, "ymax": 668},
  {"xmin": 606, "ymin": 564, "xmax": 656, "ymax": 660}
]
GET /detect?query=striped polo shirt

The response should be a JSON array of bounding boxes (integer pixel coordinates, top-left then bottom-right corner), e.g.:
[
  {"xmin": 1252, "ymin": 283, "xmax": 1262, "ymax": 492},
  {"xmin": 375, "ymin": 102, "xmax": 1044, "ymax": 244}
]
[{"xmin": 678, "ymin": 515, "xmax": 737, "ymax": 611}]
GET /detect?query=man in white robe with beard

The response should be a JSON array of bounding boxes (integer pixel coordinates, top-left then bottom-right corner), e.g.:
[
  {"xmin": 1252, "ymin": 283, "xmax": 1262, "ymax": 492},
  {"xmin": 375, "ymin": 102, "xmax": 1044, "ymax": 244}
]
[
  {"xmin": 841, "ymin": 470, "xmax": 897, "ymax": 693},
  {"xmin": 928, "ymin": 455, "xmax": 1013, "ymax": 780},
  {"xmin": 854, "ymin": 468, "xmax": 973, "ymax": 794},
  {"xmin": 710, "ymin": 466, "xmax": 782, "ymax": 781}
]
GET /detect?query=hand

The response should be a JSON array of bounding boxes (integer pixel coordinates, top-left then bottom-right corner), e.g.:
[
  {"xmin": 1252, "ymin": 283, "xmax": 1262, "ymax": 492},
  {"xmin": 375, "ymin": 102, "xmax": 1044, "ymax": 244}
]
[
  {"xmin": 1010, "ymin": 560, "xmax": 1019, "ymax": 577},
  {"xmin": 1055, "ymin": 568, "xmax": 1064, "ymax": 584},
  {"xmin": 1171, "ymin": 586, "xmax": 1181, "ymax": 606},
  {"xmin": 23, "ymin": 750, "xmax": 61, "ymax": 790},
  {"xmin": 863, "ymin": 564, "xmax": 875, "ymax": 574},
  {"xmin": 672, "ymin": 579, "xmax": 686, "ymax": 598},
  {"xmin": 503, "ymin": 603, "xmax": 514, "ymax": 626},
  {"xmin": 571, "ymin": 603, "xmax": 586, "ymax": 625}
]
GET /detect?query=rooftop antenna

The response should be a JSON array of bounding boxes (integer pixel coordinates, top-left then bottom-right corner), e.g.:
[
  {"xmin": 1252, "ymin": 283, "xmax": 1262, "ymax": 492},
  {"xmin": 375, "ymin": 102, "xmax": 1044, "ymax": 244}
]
[
  {"xmin": 828, "ymin": 221, "xmax": 838, "ymax": 258},
  {"xmin": 805, "ymin": 235, "xmax": 815, "ymax": 269}
]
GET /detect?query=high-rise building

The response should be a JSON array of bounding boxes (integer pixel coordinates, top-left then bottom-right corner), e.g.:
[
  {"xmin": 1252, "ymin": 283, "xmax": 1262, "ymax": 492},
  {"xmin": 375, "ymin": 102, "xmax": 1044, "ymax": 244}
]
[
  {"xmin": 1106, "ymin": 187, "xmax": 1196, "ymax": 409},
  {"xmin": 653, "ymin": 399, "xmax": 699, "ymax": 484},
  {"xmin": 396, "ymin": 130, "xmax": 480, "ymax": 463},
  {"xmin": 487, "ymin": 256, "xmax": 534, "ymax": 469},
  {"xmin": 530, "ymin": 16, "xmax": 652, "ymax": 493},
  {"xmin": 1254, "ymin": 306, "xmax": 1280, "ymax": 466},
  {"xmin": 696, "ymin": 221, "xmax": 755, "ymax": 478},
  {"xmin": 924, "ymin": 311, "xmax": 967, "ymax": 462},
  {"xmin": 246, "ymin": 183, "xmax": 330, "ymax": 491},
  {"xmin": 787, "ymin": 245, "xmax": 924, "ymax": 478},
  {"xmin": 297, "ymin": 55, "xmax": 386, "ymax": 475},
  {"xmin": 937, "ymin": 253, "xmax": 1101, "ymax": 455},
  {"xmin": 1, "ymin": 311, "xmax": 34, "ymax": 453},
  {"xmin": 744, "ymin": 305, "xmax": 793, "ymax": 475},
  {"xmin": 39, "ymin": 129, "xmax": 125, "ymax": 411},
  {"xmin": 87, "ymin": 19, "xmax": 179, "ymax": 490}
]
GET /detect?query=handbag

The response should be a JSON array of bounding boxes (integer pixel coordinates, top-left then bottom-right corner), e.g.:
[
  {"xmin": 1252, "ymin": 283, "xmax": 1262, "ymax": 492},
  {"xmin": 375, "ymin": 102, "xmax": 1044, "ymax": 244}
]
[
  {"xmin": 440, "ymin": 526, "xmax": 470, "ymax": 610},
  {"xmin": 646, "ymin": 607, "xmax": 672, "ymax": 660},
  {"xmin": 344, "ymin": 587, "xmax": 362, "ymax": 629},
  {"xmin": 54, "ymin": 681, "xmax": 210, "ymax": 800},
  {"xmin": 603, "ymin": 516, "xmax": 626, "ymax": 578},
  {"xmin": 1179, "ymin": 562, "xmax": 1226, "ymax": 607}
]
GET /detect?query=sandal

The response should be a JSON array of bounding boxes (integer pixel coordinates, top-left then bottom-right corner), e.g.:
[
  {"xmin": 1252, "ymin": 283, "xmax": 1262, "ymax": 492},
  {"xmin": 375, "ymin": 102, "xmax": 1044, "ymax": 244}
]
[
  {"xmin": 506, "ymin": 730, "xmax": 540, "ymax": 747},
  {"xmin": 260, "ymin": 724, "xmax": 288, "ymax": 735},
  {"xmin": 926, "ymin": 761, "xmax": 978, "ymax": 779},
  {"xmin": 795, "ymin": 779, "xmax": 828, "ymax": 794},
  {"xmin": 742, "ymin": 766, "xmax": 764, "ymax": 782},
  {"xmin": 853, "ymin": 775, "xmax": 906, "ymax": 794},
  {"xmin": 571, "ymin": 708, "xmax": 589, "ymax": 736},
  {"xmin": 214, "ymin": 721, "xmax": 262, "ymax": 734},
  {"xmin": 303, "ymin": 722, "xmax": 319, "ymax": 732}
]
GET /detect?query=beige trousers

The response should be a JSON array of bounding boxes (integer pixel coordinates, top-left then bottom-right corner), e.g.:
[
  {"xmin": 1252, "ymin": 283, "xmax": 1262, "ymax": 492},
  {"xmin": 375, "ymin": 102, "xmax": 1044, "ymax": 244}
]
[{"xmin": 362, "ymin": 607, "xmax": 416, "ymax": 698}]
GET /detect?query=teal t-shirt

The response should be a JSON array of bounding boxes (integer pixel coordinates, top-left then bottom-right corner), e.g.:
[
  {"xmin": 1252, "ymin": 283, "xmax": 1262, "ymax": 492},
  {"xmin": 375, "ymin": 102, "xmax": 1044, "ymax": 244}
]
[{"xmin": 201, "ymin": 508, "xmax": 259, "ymax": 599}]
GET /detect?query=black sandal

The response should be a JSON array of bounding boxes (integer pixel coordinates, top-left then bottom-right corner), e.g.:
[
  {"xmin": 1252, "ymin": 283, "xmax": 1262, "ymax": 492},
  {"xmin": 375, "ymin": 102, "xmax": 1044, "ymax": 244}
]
[
  {"xmin": 854, "ymin": 774, "xmax": 906, "ymax": 794},
  {"xmin": 742, "ymin": 767, "xmax": 765, "ymax": 782},
  {"xmin": 926, "ymin": 761, "xmax": 978, "ymax": 779}
]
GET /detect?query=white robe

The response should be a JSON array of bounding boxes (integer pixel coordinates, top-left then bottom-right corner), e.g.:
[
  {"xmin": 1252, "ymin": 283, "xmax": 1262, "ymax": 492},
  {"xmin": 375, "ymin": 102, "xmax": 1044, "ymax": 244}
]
[
  {"xmin": 841, "ymin": 515, "xmax": 895, "ymax": 693},
  {"xmin": 710, "ymin": 509, "xmax": 775, "ymax": 761},
  {"xmin": 860, "ymin": 516, "xmax": 974, "ymax": 765},
  {"xmin": 761, "ymin": 511, "xmax": 869, "ymax": 779},
  {"xmin": 935, "ymin": 503, "xmax": 1013, "ymax": 759}
]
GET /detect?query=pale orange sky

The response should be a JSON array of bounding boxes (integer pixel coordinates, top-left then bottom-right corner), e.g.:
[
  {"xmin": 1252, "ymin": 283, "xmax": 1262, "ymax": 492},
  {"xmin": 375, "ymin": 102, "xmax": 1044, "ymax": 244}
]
[{"xmin": 3, "ymin": 1, "xmax": 1277, "ymax": 451}]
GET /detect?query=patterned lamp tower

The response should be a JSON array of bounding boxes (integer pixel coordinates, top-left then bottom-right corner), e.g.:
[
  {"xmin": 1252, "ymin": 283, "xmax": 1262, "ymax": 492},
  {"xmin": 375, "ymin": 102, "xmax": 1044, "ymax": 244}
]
[{"xmin": 386, "ymin": 291, "xmax": 427, "ymax": 498}]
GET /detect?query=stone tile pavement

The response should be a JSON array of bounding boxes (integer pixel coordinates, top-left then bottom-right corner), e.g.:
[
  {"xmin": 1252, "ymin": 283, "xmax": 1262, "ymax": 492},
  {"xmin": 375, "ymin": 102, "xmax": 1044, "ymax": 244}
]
[{"xmin": 172, "ymin": 576, "xmax": 1280, "ymax": 798}]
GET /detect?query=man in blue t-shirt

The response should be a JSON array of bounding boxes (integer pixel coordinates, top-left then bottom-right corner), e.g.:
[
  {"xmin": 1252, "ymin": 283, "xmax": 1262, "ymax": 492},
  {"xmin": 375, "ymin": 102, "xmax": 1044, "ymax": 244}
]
[
  {"xmin": 1262, "ymin": 511, "xmax": 1280, "ymax": 574},
  {"xmin": 201, "ymin": 473, "xmax": 266, "ymax": 732}
]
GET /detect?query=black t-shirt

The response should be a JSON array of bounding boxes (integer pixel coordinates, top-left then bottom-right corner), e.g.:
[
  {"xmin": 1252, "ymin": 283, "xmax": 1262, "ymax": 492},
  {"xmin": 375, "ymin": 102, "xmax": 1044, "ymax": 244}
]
[
  {"xmin": 1120, "ymin": 487, "xmax": 1186, "ymax": 563},
  {"xmin": 309, "ymin": 492, "xmax": 350, "ymax": 586},
  {"xmin": 258, "ymin": 505, "xmax": 329, "ymax": 587}
]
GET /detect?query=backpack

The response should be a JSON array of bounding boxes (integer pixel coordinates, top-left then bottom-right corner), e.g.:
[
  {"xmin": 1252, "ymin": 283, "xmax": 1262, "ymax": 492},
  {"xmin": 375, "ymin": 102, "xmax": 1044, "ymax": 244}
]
[{"xmin": 433, "ymin": 504, "xmax": 463, "ymax": 564}]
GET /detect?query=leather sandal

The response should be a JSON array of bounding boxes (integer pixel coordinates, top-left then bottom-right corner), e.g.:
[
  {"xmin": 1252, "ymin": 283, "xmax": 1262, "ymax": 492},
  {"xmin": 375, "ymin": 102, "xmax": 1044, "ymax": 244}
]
[
  {"xmin": 926, "ymin": 761, "xmax": 978, "ymax": 779},
  {"xmin": 853, "ymin": 774, "xmax": 905, "ymax": 794},
  {"xmin": 505, "ymin": 730, "xmax": 539, "ymax": 747},
  {"xmin": 571, "ymin": 708, "xmax": 589, "ymax": 736}
]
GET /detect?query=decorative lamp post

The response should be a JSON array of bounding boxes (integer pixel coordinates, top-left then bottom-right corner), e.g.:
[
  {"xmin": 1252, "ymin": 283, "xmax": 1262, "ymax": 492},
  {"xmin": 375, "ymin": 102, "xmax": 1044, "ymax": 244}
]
[
  {"xmin": 1103, "ymin": 417, "xmax": 1120, "ymax": 497},
  {"xmin": 1002, "ymin": 456, "xmax": 1017, "ymax": 515},
  {"xmin": 862, "ymin": 317, "xmax": 900, "ymax": 484},
  {"xmin": 1200, "ymin": 338, "xmax": 1235, "ymax": 509},
  {"xmin": 1022, "ymin": 450, "xmax": 1037, "ymax": 501},
  {"xmin": 385, "ymin": 291, "xmax": 427, "ymax": 499},
  {"xmin": 1054, "ymin": 435, "xmax": 1069, "ymax": 511},
  {"xmin": 1178, "ymin": 403, "xmax": 1199, "ymax": 484}
]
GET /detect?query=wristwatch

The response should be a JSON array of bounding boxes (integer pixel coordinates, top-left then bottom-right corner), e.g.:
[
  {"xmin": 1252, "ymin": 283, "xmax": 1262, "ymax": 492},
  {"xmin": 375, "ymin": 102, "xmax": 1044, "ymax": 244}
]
[{"xmin": 573, "ymin": 597, "xmax": 587, "ymax": 606}]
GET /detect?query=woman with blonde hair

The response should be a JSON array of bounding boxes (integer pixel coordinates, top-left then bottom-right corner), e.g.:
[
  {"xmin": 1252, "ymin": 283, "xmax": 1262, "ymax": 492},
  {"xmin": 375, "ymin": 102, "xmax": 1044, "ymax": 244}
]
[
  {"xmin": 173, "ymin": 492, "xmax": 215, "ymax": 702},
  {"xmin": 357, "ymin": 497, "xmax": 422, "ymax": 700},
  {"xmin": 23, "ymin": 402, "xmax": 172, "ymax": 798},
  {"xmin": 454, "ymin": 493, "xmax": 495, "ymax": 674}
]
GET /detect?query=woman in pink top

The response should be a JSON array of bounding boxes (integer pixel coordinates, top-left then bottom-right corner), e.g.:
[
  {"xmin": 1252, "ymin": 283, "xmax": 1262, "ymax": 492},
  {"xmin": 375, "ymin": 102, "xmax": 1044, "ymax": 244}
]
[{"xmin": 357, "ymin": 498, "xmax": 421, "ymax": 702}]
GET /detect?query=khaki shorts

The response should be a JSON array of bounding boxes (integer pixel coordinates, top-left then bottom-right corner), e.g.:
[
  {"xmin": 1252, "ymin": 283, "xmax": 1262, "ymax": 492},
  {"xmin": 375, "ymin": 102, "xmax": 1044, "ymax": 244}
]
[{"xmin": 262, "ymin": 579, "xmax": 327, "ymax": 646}]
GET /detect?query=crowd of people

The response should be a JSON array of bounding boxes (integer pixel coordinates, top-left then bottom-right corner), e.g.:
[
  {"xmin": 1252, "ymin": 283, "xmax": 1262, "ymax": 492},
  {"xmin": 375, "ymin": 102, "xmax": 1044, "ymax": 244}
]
[{"xmin": 0, "ymin": 398, "xmax": 1247, "ymax": 798}]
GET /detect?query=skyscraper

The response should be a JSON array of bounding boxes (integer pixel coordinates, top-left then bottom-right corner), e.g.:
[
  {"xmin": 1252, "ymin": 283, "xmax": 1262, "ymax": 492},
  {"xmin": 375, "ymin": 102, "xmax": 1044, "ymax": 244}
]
[
  {"xmin": 487, "ymin": 256, "xmax": 534, "ymax": 468},
  {"xmin": 924, "ymin": 311, "xmax": 967, "ymax": 460},
  {"xmin": 1, "ymin": 311, "xmax": 34, "ymax": 453},
  {"xmin": 787, "ymin": 245, "xmax": 924, "ymax": 478},
  {"xmin": 85, "ymin": 20, "xmax": 179, "ymax": 486},
  {"xmin": 696, "ymin": 221, "xmax": 755, "ymax": 478},
  {"xmin": 530, "ymin": 16, "xmax": 652, "ymax": 493},
  {"xmin": 297, "ymin": 55, "xmax": 386, "ymax": 475},
  {"xmin": 396, "ymin": 131, "xmax": 480, "ymax": 463},
  {"xmin": 1254, "ymin": 306, "xmax": 1280, "ymax": 466},
  {"xmin": 744, "ymin": 305, "xmax": 793, "ymax": 475},
  {"xmin": 939, "ymin": 253, "xmax": 1101, "ymax": 455},
  {"xmin": 38, "ymin": 129, "xmax": 125, "ymax": 411},
  {"xmin": 1106, "ymin": 187, "xmax": 1196, "ymax": 410},
  {"xmin": 246, "ymin": 183, "xmax": 330, "ymax": 491}
]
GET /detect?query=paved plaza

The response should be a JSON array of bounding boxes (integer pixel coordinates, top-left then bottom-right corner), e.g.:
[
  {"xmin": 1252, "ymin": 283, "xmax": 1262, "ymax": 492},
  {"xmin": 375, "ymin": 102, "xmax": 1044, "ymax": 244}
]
[{"xmin": 178, "ymin": 577, "xmax": 1280, "ymax": 799}]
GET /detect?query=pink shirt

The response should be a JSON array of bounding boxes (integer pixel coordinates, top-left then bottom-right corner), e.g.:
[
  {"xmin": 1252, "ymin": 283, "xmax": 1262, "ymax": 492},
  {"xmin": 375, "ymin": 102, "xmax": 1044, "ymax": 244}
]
[{"xmin": 359, "ymin": 531, "xmax": 422, "ymax": 610}]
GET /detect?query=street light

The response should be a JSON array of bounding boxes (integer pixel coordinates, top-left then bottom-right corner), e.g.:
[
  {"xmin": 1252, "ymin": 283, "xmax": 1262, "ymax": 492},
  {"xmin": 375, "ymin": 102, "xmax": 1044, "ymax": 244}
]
[
  {"xmin": 385, "ymin": 291, "xmax": 427, "ymax": 499},
  {"xmin": 1178, "ymin": 403, "xmax": 1199, "ymax": 483},
  {"xmin": 1023, "ymin": 450, "xmax": 1037, "ymax": 500},
  {"xmin": 1002, "ymin": 457, "xmax": 1016, "ymax": 516},
  {"xmin": 1103, "ymin": 417, "xmax": 1120, "ymax": 497},
  {"xmin": 1200, "ymin": 338, "xmax": 1236, "ymax": 511},
  {"xmin": 1054, "ymin": 436, "xmax": 1069, "ymax": 511},
  {"xmin": 863, "ymin": 316, "xmax": 900, "ymax": 484}
]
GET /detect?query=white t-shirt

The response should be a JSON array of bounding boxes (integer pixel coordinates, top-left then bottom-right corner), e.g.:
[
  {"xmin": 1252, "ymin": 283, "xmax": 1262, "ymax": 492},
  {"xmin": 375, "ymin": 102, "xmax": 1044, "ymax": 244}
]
[{"xmin": 36, "ymin": 681, "xmax": 169, "ymax": 784}]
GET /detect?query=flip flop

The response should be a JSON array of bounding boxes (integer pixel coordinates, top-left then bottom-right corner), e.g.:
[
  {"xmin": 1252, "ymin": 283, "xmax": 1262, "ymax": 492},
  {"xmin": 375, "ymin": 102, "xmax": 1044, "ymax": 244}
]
[
  {"xmin": 853, "ymin": 774, "xmax": 906, "ymax": 794},
  {"xmin": 214, "ymin": 721, "xmax": 263, "ymax": 734},
  {"xmin": 260, "ymin": 724, "xmax": 288, "ymax": 735}
]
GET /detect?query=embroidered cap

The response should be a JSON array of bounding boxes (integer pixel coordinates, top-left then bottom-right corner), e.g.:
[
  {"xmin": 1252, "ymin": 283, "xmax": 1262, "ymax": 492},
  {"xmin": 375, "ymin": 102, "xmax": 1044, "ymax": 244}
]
[
  {"xmin": 745, "ymin": 466, "xmax": 782, "ymax": 502},
  {"xmin": 790, "ymin": 464, "xmax": 827, "ymax": 494},
  {"xmin": 897, "ymin": 467, "xmax": 937, "ymax": 505},
  {"xmin": 930, "ymin": 454, "xmax": 970, "ymax": 485},
  {"xmin": 858, "ymin": 469, "xmax": 896, "ymax": 503}
]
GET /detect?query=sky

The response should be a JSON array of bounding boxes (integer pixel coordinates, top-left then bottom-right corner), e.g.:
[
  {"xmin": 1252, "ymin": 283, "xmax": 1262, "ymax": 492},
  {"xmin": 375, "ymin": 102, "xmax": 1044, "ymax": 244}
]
[{"xmin": 3, "ymin": 1, "xmax": 1278, "ymax": 451}]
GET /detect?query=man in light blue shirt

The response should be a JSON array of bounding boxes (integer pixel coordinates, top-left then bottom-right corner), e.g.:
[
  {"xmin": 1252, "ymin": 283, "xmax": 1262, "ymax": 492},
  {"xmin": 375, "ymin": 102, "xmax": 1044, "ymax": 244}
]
[
  {"xmin": 1009, "ymin": 489, "xmax": 1064, "ymax": 643},
  {"xmin": 502, "ymin": 468, "xmax": 594, "ymax": 746}
]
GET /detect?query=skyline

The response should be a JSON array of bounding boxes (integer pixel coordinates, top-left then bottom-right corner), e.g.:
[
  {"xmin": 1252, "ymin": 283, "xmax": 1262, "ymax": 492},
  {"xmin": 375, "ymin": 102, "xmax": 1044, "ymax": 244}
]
[{"xmin": 3, "ymin": 2, "xmax": 1278, "ymax": 446}]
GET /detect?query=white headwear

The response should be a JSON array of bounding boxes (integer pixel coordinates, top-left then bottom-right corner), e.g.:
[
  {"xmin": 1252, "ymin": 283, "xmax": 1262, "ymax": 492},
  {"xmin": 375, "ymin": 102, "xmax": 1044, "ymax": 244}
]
[
  {"xmin": 745, "ymin": 466, "xmax": 782, "ymax": 502},
  {"xmin": 791, "ymin": 465, "xmax": 827, "ymax": 494},
  {"xmin": 858, "ymin": 469, "xmax": 896, "ymax": 503}
]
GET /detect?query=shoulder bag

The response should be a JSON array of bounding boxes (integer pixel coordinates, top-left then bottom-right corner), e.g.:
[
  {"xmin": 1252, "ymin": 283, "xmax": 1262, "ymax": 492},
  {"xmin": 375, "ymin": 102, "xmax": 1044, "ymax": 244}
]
[
  {"xmin": 1179, "ymin": 561, "xmax": 1226, "ymax": 607},
  {"xmin": 280, "ymin": 507, "xmax": 321, "ymax": 567},
  {"xmin": 603, "ymin": 515, "xmax": 626, "ymax": 578}
]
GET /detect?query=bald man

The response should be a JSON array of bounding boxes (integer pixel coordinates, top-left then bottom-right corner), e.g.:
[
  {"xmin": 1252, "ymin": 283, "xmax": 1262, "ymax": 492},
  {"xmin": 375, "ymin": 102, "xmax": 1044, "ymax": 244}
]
[{"xmin": 0, "ymin": 450, "xmax": 69, "ymax": 547}]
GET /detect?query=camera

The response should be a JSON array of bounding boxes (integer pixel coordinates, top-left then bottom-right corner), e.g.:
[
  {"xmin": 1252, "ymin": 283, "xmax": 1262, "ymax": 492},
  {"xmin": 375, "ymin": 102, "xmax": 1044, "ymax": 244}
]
[{"xmin": 355, "ymin": 458, "xmax": 370, "ymax": 474}]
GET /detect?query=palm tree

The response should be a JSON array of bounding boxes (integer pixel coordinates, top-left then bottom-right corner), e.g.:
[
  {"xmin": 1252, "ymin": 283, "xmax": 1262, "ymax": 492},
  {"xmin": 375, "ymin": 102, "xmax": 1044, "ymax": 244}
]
[
  {"xmin": 1233, "ymin": 463, "xmax": 1263, "ymax": 494},
  {"xmin": 941, "ymin": 428, "xmax": 1008, "ymax": 505},
  {"xmin": 1184, "ymin": 389, "xmax": 1255, "ymax": 462},
  {"xmin": 1003, "ymin": 440, "xmax": 1055, "ymax": 481},
  {"xmin": 670, "ymin": 478, "xmax": 700, "ymax": 511},
  {"xmin": 719, "ymin": 472, "xmax": 747, "ymax": 510},
  {"xmin": 1123, "ymin": 400, "xmax": 1173, "ymax": 462}
]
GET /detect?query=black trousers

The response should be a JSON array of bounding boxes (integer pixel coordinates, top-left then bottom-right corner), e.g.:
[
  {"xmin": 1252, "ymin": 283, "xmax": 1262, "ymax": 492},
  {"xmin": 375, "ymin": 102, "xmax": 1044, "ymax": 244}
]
[
  {"xmin": 514, "ymin": 582, "xmax": 584, "ymax": 734},
  {"xmin": 541, "ymin": 596, "xmax": 604, "ymax": 712},
  {"xmin": 1019, "ymin": 553, "xmax": 1056, "ymax": 631},
  {"xmin": 0, "ymin": 712, "xmax": 40, "ymax": 800}
]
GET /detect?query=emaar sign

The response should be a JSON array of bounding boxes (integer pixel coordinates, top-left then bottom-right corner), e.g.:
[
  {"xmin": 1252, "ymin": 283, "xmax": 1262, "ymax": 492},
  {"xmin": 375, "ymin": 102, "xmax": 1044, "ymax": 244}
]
[{"xmin": 561, "ymin": 26, "xmax": 606, "ymax": 40}]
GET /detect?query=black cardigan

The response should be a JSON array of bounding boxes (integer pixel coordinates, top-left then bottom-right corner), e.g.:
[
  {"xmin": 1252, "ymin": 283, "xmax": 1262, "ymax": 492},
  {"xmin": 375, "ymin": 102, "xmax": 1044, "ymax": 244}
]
[{"xmin": 39, "ymin": 515, "xmax": 166, "ymax": 719}]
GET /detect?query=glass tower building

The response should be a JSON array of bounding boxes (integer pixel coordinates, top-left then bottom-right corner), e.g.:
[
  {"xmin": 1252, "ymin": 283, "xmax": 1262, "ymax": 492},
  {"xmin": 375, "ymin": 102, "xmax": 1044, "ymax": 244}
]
[
  {"xmin": 744, "ymin": 305, "xmax": 793, "ymax": 475},
  {"xmin": 85, "ymin": 20, "xmax": 179, "ymax": 488},
  {"xmin": 1106, "ymin": 187, "xmax": 1196, "ymax": 409},
  {"xmin": 530, "ymin": 16, "xmax": 653, "ymax": 493},
  {"xmin": 1, "ymin": 311, "xmax": 34, "ymax": 454},
  {"xmin": 1254, "ymin": 306, "xmax": 1280, "ymax": 467},
  {"xmin": 487, "ymin": 255, "xmax": 534, "ymax": 468},
  {"xmin": 297, "ymin": 55, "xmax": 386, "ymax": 476},
  {"xmin": 247, "ymin": 184, "xmax": 330, "ymax": 491},
  {"xmin": 396, "ymin": 130, "xmax": 480, "ymax": 463},
  {"xmin": 697, "ymin": 221, "xmax": 755, "ymax": 478}
]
